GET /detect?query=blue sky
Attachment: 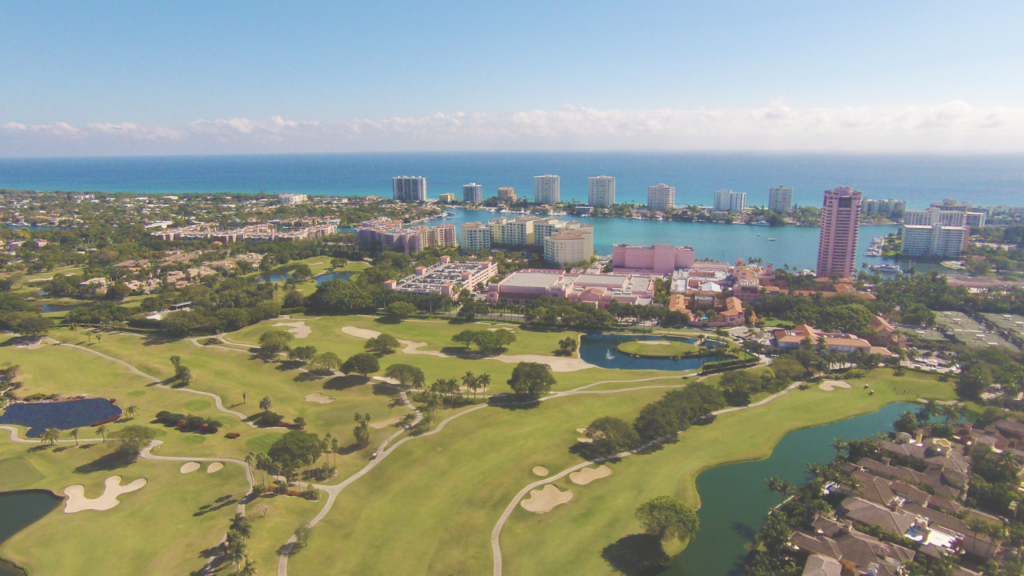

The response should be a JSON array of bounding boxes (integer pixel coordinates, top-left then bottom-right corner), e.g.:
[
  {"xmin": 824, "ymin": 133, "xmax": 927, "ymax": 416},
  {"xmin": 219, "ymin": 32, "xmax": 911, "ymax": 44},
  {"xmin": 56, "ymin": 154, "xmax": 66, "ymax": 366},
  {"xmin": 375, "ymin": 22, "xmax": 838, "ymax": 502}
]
[{"xmin": 2, "ymin": 0, "xmax": 1023, "ymax": 155}]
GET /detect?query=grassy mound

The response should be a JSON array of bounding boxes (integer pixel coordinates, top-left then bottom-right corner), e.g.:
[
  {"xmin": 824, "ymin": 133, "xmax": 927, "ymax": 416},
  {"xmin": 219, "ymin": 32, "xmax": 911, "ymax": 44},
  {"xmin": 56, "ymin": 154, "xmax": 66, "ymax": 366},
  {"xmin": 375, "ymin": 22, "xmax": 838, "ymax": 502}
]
[{"xmin": 615, "ymin": 339, "xmax": 705, "ymax": 358}]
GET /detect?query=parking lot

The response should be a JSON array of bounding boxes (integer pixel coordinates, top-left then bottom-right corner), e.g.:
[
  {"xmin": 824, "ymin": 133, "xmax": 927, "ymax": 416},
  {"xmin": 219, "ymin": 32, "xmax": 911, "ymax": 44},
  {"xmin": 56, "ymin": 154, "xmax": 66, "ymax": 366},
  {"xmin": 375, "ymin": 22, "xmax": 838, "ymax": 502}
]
[
  {"xmin": 933, "ymin": 311, "xmax": 1015, "ymax": 349},
  {"xmin": 981, "ymin": 313, "xmax": 1024, "ymax": 344}
]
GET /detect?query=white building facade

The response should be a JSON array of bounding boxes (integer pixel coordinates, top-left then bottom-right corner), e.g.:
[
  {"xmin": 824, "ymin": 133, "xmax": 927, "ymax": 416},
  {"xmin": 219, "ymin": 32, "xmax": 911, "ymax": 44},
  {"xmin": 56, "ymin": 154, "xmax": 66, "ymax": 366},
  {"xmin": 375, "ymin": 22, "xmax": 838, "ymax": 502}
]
[
  {"xmin": 588, "ymin": 176, "xmax": 616, "ymax": 207},
  {"xmin": 647, "ymin": 184, "xmax": 676, "ymax": 210},
  {"xmin": 534, "ymin": 175, "xmax": 560, "ymax": 204}
]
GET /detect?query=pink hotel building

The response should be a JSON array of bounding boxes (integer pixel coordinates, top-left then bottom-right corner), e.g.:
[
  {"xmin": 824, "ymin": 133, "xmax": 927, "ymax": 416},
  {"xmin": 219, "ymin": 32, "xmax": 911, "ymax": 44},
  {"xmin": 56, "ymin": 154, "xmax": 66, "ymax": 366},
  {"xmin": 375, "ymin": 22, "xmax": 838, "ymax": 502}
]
[
  {"xmin": 816, "ymin": 187, "xmax": 862, "ymax": 279},
  {"xmin": 611, "ymin": 244, "xmax": 696, "ymax": 275}
]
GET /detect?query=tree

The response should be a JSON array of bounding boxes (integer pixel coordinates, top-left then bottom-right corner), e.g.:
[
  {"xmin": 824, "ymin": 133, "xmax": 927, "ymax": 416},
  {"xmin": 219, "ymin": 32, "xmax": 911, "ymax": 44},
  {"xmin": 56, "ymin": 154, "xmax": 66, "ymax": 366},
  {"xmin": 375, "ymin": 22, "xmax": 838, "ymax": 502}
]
[
  {"xmin": 916, "ymin": 399, "xmax": 940, "ymax": 425},
  {"xmin": 268, "ymin": 430, "xmax": 323, "ymax": 473},
  {"xmin": 40, "ymin": 428, "xmax": 61, "ymax": 445},
  {"xmin": 258, "ymin": 329, "xmax": 294, "ymax": 358},
  {"xmin": 894, "ymin": 411, "xmax": 918, "ymax": 434},
  {"xmin": 69, "ymin": 428, "xmax": 80, "ymax": 446},
  {"xmin": 507, "ymin": 362, "xmax": 556, "ymax": 397},
  {"xmin": 635, "ymin": 496, "xmax": 700, "ymax": 542},
  {"xmin": 237, "ymin": 558, "xmax": 257, "ymax": 576},
  {"xmin": 110, "ymin": 425, "xmax": 156, "ymax": 455},
  {"xmin": 364, "ymin": 333, "xmax": 400, "ymax": 355},
  {"xmin": 169, "ymin": 355, "xmax": 181, "ymax": 370},
  {"xmin": 586, "ymin": 416, "xmax": 641, "ymax": 457},
  {"xmin": 259, "ymin": 396, "xmax": 273, "ymax": 411},
  {"xmin": 384, "ymin": 363, "xmax": 425, "ymax": 388},
  {"xmin": 230, "ymin": 513, "xmax": 253, "ymax": 539},
  {"xmin": 310, "ymin": 352, "xmax": 341, "ymax": 373},
  {"xmin": 763, "ymin": 476, "xmax": 782, "ymax": 507},
  {"xmin": 558, "ymin": 336, "xmax": 578, "ymax": 356},
  {"xmin": 225, "ymin": 530, "xmax": 248, "ymax": 569},
  {"xmin": 96, "ymin": 424, "xmax": 107, "ymax": 442},
  {"xmin": 476, "ymin": 373, "xmax": 491, "ymax": 397},
  {"xmin": 384, "ymin": 301, "xmax": 417, "ymax": 321},
  {"xmin": 341, "ymin": 353, "xmax": 379, "ymax": 376},
  {"xmin": 353, "ymin": 413, "xmax": 371, "ymax": 447},
  {"xmin": 830, "ymin": 438, "xmax": 848, "ymax": 459},
  {"xmin": 957, "ymin": 364, "xmax": 992, "ymax": 400},
  {"xmin": 124, "ymin": 405, "xmax": 138, "ymax": 419},
  {"xmin": 293, "ymin": 524, "xmax": 313, "ymax": 550},
  {"xmin": 287, "ymin": 345, "xmax": 318, "ymax": 362}
]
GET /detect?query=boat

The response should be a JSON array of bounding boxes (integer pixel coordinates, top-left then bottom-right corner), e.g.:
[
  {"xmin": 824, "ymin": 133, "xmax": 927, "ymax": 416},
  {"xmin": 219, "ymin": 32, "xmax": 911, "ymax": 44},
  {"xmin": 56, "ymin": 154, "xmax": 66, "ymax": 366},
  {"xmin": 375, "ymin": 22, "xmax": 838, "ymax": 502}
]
[
  {"xmin": 756, "ymin": 233, "xmax": 762, "ymax": 237},
  {"xmin": 751, "ymin": 220, "xmax": 771, "ymax": 226},
  {"xmin": 768, "ymin": 237, "xmax": 776, "ymax": 241},
  {"xmin": 872, "ymin": 264, "xmax": 903, "ymax": 274}
]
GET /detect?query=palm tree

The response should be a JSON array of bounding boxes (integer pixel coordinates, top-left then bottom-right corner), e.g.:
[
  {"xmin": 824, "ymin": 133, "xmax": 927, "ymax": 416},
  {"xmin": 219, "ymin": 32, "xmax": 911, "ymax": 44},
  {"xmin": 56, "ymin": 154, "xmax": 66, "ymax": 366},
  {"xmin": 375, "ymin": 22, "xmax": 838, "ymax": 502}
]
[
  {"xmin": 124, "ymin": 405, "xmax": 138, "ymax": 420},
  {"xmin": 462, "ymin": 371, "xmax": 476, "ymax": 400},
  {"xmin": 40, "ymin": 428, "xmax": 61, "ymax": 445},
  {"xmin": 916, "ymin": 399, "xmax": 939, "ymax": 425},
  {"xmin": 96, "ymin": 424, "xmax": 107, "ymax": 442},
  {"xmin": 830, "ymin": 438, "xmax": 848, "ymax": 459},
  {"xmin": 230, "ymin": 513, "xmax": 253, "ymax": 539},
  {"xmin": 778, "ymin": 480, "xmax": 794, "ymax": 505},
  {"xmin": 259, "ymin": 396, "xmax": 273, "ymax": 411},
  {"xmin": 69, "ymin": 428, "xmax": 79, "ymax": 446},
  {"xmin": 245, "ymin": 452, "xmax": 255, "ymax": 481},
  {"xmin": 237, "ymin": 557, "xmax": 257, "ymax": 576},
  {"xmin": 763, "ymin": 476, "xmax": 782, "ymax": 508},
  {"xmin": 476, "ymin": 373, "xmax": 491, "ymax": 399},
  {"xmin": 330, "ymin": 437, "xmax": 339, "ymax": 467}
]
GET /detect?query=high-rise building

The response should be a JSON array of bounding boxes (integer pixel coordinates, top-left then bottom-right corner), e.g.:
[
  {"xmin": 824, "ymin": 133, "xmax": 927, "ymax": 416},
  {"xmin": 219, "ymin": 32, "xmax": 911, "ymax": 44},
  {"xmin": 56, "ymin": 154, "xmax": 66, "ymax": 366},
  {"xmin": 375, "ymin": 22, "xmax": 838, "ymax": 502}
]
[
  {"xmin": 861, "ymin": 198, "xmax": 906, "ymax": 216},
  {"xmin": 534, "ymin": 175, "xmax": 560, "ymax": 204},
  {"xmin": 392, "ymin": 176, "xmax": 427, "ymax": 202},
  {"xmin": 497, "ymin": 187, "xmax": 517, "ymax": 203},
  {"xmin": 901, "ymin": 223, "xmax": 967, "ymax": 258},
  {"xmin": 647, "ymin": 184, "xmax": 675, "ymax": 210},
  {"xmin": 714, "ymin": 189, "xmax": 746, "ymax": 212},
  {"xmin": 816, "ymin": 187, "xmax": 862, "ymax": 278},
  {"xmin": 460, "ymin": 222, "xmax": 492, "ymax": 252},
  {"xmin": 768, "ymin": 186, "xmax": 793, "ymax": 213},
  {"xmin": 904, "ymin": 208, "xmax": 966, "ymax": 227},
  {"xmin": 488, "ymin": 216, "xmax": 536, "ymax": 246},
  {"xmin": 588, "ymin": 176, "xmax": 616, "ymax": 207},
  {"xmin": 463, "ymin": 183, "xmax": 483, "ymax": 204},
  {"xmin": 543, "ymin": 224, "xmax": 594, "ymax": 265}
]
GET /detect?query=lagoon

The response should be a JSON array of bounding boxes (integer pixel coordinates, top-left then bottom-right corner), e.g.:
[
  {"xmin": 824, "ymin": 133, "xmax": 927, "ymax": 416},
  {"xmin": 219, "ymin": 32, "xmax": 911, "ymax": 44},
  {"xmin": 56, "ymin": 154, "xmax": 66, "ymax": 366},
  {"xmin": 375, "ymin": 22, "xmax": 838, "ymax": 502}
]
[
  {"xmin": 668, "ymin": 402, "xmax": 915, "ymax": 576},
  {"xmin": 579, "ymin": 334, "xmax": 730, "ymax": 372},
  {"xmin": 0, "ymin": 398, "xmax": 122, "ymax": 438}
]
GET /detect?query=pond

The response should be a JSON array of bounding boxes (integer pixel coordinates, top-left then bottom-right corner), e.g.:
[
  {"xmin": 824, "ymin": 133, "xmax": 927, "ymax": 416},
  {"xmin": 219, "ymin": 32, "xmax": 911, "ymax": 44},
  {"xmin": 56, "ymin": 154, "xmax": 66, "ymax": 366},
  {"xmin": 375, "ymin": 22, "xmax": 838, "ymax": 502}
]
[
  {"xmin": 667, "ymin": 402, "xmax": 917, "ymax": 576},
  {"xmin": 0, "ymin": 490, "xmax": 62, "ymax": 576},
  {"xmin": 578, "ymin": 334, "xmax": 731, "ymax": 371},
  {"xmin": 314, "ymin": 271, "xmax": 354, "ymax": 285},
  {"xmin": 0, "ymin": 398, "xmax": 122, "ymax": 438},
  {"xmin": 36, "ymin": 303, "xmax": 81, "ymax": 314}
]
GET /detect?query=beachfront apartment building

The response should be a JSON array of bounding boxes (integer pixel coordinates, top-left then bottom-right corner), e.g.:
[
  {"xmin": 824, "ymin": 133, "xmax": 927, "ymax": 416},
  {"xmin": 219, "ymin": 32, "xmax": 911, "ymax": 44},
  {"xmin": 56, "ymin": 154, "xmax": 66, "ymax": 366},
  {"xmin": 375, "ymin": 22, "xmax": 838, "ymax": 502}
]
[
  {"xmin": 497, "ymin": 187, "xmax": 517, "ymax": 203},
  {"xmin": 861, "ymin": 198, "xmax": 906, "ymax": 216},
  {"xmin": 393, "ymin": 176, "xmax": 427, "ymax": 202},
  {"xmin": 488, "ymin": 215, "xmax": 535, "ymax": 246},
  {"xmin": 816, "ymin": 186, "xmax": 862, "ymax": 278},
  {"xmin": 460, "ymin": 221, "xmax": 491, "ymax": 252},
  {"xmin": 768, "ymin": 186, "xmax": 793, "ymax": 213},
  {"xmin": 534, "ymin": 175, "xmax": 560, "ymax": 204},
  {"xmin": 463, "ymin": 183, "xmax": 483, "ymax": 204},
  {"xmin": 543, "ymin": 225, "xmax": 594, "ymax": 265},
  {"xmin": 278, "ymin": 193, "xmax": 308, "ymax": 205},
  {"xmin": 901, "ymin": 223, "xmax": 968, "ymax": 258},
  {"xmin": 588, "ymin": 176, "xmax": 616, "ymax": 207},
  {"xmin": 647, "ymin": 184, "xmax": 675, "ymax": 210},
  {"xmin": 356, "ymin": 219, "xmax": 456, "ymax": 253},
  {"xmin": 714, "ymin": 189, "xmax": 746, "ymax": 213}
]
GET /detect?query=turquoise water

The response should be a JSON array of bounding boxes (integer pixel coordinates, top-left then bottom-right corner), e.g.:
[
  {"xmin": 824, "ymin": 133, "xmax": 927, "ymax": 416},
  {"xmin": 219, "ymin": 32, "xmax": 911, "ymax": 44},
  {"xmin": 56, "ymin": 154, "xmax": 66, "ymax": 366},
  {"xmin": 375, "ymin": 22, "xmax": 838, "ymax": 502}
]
[
  {"xmin": 668, "ymin": 402, "xmax": 916, "ymax": 576},
  {"xmin": 579, "ymin": 334, "xmax": 730, "ymax": 371},
  {"xmin": 1, "ymin": 153, "xmax": 1021, "ymax": 209},
  {"xmin": 314, "ymin": 271, "xmax": 355, "ymax": 284},
  {"xmin": 0, "ymin": 490, "xmax": 62, "ymax": 576},
  {"xmin": 37, "ymin": 303, "xmax": 81, "ymax": 313},
  {"xmin": 430, "ymin": 208, "xmax": 898, "ymax": 271},
  {"xmin": 0, "ymin": 399, "xmax": 122, "ymax": 437}
]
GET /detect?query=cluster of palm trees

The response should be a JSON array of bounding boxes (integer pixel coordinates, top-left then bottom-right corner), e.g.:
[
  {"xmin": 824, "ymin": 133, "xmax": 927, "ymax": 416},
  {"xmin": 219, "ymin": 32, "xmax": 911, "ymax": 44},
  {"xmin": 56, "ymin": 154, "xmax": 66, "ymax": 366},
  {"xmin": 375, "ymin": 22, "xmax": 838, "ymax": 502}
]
[
  {"xmin": 762, "ymin": 476, "xmax": 796, "ymax": 509},
  {"xmin": 916, "ymin": 399, "xmax": 967, "ymax": 425},
  {"xmin": 224, "ymin": 513, "xmax": 257, "ymax": 575},
  {"xmin": 245, "ymin": 451, "xmax": 278, "ymax": 488}
]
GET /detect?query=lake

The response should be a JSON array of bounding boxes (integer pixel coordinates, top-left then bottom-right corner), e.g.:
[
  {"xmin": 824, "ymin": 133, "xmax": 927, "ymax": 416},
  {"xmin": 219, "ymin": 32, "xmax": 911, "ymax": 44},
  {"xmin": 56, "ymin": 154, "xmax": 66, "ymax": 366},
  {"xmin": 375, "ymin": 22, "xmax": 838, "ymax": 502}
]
[
  {"xmin": 668, "ymin": 402, "xmax": 916, "ymax": 576},
  {"xmin": 427, "ymin": 208, "xmax": 899, "ymax": 273},
  {"xmin": 0, "ymin": 490, "xmax": 62, "ymax": 576},
  {"xmin": 0, "ymin": 398, "xmax": 122, "ymax": 438},
  {"xmin": 579, "ymin": 334, "xmax": 730, "ymax": 371}
]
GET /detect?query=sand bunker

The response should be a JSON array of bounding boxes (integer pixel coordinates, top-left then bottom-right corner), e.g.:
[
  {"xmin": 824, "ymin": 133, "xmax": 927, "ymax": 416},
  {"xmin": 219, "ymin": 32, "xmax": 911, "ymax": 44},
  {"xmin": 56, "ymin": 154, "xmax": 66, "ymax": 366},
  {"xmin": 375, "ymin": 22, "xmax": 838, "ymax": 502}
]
[
  {"xmin": 305, "ymin": 392, "xmax": 335, "ymax": 404},
  {"xmin": 341, "ymin": 326, "xmax": 381, "ymax": 339},
  {"xmin": 532, "ymin": 466, "xmax": 549, "ymax": 477},
  {"xmin": 180, "ymin": 462, "xmax": 200, "ymax": 474},
  {"xmin": 274, "ymin": 321, "xmax": 311, "ymax": 339},
  {"xmin": 576, "ymin": 428, "xmax": 588, "ymax": 434},
  {"xmin": 570, "ymin": 465, "xmax": 613, "ymax": 485},
  {"xmin": 369, "ymin": 416, "xmax": 403, "ymax": 429},
  {"xmin": 520, "ymin": 484, "xmax": 574, "ymax": 513},
  {"xmin": 637, "ymin": 341, "xmax": 671, "ymax": 346},
  {"xmin": 576, "ymin": 437, "xmax": 593, "ymax": 444},
  {"xmin": 64, "ymin": 476, "xmax": 147, "ymax": 513},
  {"xmin": 401, "ymin": 341, "xmax": 447, "ymax": 358},
  {"xmin": 207, "ymin": 462, "xmax": 224, "ymax": 474},
  {"xmin": 819, "ymin": 380, "xmax": 852, "ymax": 391}
]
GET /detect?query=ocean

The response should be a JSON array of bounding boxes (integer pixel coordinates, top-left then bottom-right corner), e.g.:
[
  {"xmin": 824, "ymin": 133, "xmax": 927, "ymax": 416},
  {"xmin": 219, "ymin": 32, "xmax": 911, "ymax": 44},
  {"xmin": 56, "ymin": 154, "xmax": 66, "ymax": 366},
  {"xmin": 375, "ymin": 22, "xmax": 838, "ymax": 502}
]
[{"xmin": 1, "ymin": 152, "xmax": 1022, "ymax": 210}]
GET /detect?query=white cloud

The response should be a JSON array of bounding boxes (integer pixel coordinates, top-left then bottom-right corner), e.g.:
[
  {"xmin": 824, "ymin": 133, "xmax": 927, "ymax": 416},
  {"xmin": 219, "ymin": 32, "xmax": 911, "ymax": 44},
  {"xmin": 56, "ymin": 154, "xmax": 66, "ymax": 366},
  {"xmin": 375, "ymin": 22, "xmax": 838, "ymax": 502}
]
[{"xmin": 3, "ymin": 101, "xmax": 1024, "ymax": 156}]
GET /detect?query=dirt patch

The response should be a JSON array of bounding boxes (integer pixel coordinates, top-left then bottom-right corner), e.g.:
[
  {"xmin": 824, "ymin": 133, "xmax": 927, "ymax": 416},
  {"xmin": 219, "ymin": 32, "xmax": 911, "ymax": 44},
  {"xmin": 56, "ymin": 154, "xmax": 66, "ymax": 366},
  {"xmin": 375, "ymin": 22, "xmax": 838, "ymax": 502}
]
[
  {"xmin": 570, "ymin": 465, "xmax": 612, "ymax": 485},
  {"xmin": 206, "ymin": 462, "xmax": 223, "ymax": 474},
  {"xmin": 305, "ymin": 392, "xmax": 335, "ymax": 404},
  {"xmin": 179, "ymin": 462, "xmax": 200, "ymax": 474},
  {"xmin": 369, "ymin": 416, "xmax": 403, "ymax": 429},
  {"xmin": 64, "ymin": 476, "xmax": 147, "ymax": 513},
  {"xmin": 274, "ymin": 321, "xmax": 311, "ymax": 339},
  {"xmin": 521, "ymin": 484, "xmax": 574, "ymax": 513},
  {"xmin": 532, "ymin": 466, "xmax": 549, "ymax": 477},
  {"xmin": 341, "ymin": 326, "xmax": 381, "ymax": 339},
  {"xmin": 14, "ymin": 339, "xmax": 50, "ymax": 350},
  {"xmin": 819, "ymin": 380, "xmax": 852, "ymax": 391}
]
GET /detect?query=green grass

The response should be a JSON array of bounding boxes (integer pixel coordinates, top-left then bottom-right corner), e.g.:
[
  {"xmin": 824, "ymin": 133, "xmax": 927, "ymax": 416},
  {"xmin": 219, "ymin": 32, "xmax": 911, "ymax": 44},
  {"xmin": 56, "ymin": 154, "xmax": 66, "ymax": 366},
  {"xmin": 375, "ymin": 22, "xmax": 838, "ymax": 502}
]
[
  {"xmin": 245, "ymin": 433, "xmax": 282, "ymax": 454},
  {"xmin": 615, "ymin": 339, "xmax": 700, "ymax": 357},
  {"xmin": 0, "ymin": 458, "xmax": 45, "ymax": 491}
]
